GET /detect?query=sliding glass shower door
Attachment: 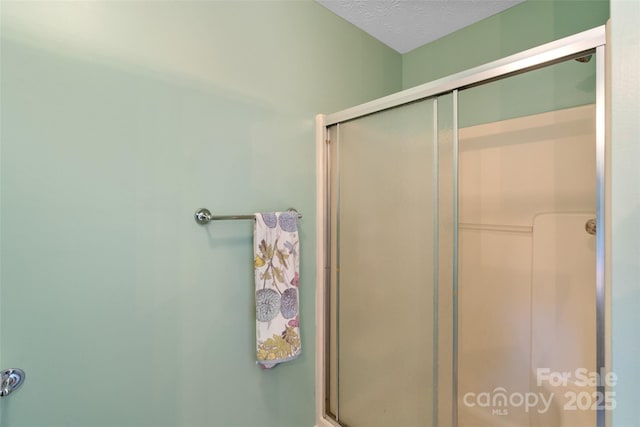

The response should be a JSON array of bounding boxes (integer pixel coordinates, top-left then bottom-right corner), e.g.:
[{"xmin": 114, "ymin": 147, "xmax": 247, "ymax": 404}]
[
  {"xmin": 456, "ymin": 53, "xmax": 599, "ymax": 427},
  {"xmin": 322, "ymin": 28, "xmax": 606, "ymax": 427},
  {"xmin": 327, "ymin": 99, "xmax": 439, "ymax": 426}
]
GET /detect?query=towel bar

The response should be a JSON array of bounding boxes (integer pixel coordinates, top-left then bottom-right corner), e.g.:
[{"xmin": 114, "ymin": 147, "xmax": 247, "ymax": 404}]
[{"xmin": 194, "ymin": 208, "xmax": 302, "ymax": 225}]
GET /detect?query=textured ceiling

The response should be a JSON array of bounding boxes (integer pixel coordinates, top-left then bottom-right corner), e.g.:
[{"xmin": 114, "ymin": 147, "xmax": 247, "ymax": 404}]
[{"xmin": 316, "ymin": 0, "xmax": 525, "ymax": 53}]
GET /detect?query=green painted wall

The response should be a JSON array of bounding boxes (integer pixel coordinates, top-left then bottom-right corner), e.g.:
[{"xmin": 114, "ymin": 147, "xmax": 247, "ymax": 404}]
[
  {"xmin": 0, "ymin": 2, "xmax": 400, "ymax": 426},
  {"xmin": 610, "ymin": 0, "xmax": 640, "ymax": 426},
  {"xmin": 402, "ymin": 0, "xmax": 609, "ymax": 89},
  {"xmin": 2, "ymin": 1, "xmax": 635, "ymax": 426}
]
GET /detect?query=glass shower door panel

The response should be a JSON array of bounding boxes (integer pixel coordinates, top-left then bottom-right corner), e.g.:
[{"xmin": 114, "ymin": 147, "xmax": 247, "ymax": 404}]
[
  {"xmin": 335, "ymin": 99, "xmax": 437, "ymax": 426},
  {"xmin": 457, "ymin": 55, "xmax": 597, "ymax": 427}
]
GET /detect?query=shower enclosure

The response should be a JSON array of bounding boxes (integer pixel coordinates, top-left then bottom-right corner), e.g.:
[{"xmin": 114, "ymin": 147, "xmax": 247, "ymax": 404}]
[{"xmin": 316, "ymin": 27, "xmax": 607, "ymax": 427}]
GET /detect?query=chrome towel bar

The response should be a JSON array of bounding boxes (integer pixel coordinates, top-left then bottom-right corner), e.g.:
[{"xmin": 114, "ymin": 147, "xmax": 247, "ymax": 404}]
[{"xmin": 194, "ymin": 208, "xmax": 302, "ymax": 225}]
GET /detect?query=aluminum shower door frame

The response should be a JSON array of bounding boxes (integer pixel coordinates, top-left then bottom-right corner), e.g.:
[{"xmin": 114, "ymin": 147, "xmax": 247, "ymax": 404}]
[{"xmin": 316, "ymin": 24, "xmax": 607, "ymax": 427}]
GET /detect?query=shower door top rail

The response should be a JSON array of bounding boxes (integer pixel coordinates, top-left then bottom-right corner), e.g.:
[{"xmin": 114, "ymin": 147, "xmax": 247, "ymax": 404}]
[{"xmin": 324, "ymin": 25, "xmax": 605, "ymax": 126}]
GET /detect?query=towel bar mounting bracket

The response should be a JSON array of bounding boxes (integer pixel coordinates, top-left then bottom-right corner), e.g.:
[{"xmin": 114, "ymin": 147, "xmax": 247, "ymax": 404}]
[{"xmin": 194, "ymin": 208, "xmax": 213, "ymax": 225}]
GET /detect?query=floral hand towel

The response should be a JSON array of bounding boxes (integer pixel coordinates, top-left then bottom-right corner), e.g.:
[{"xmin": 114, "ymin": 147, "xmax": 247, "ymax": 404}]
[{"xmin": 254, "ymin": 212, "xmax": 301, "ymax": 369}]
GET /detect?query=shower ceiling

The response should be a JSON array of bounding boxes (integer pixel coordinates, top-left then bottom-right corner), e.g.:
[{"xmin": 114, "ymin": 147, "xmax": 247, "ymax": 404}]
[{"xmin": 315, "ymin": 0, "xmax": 526, "ymax": 53}]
